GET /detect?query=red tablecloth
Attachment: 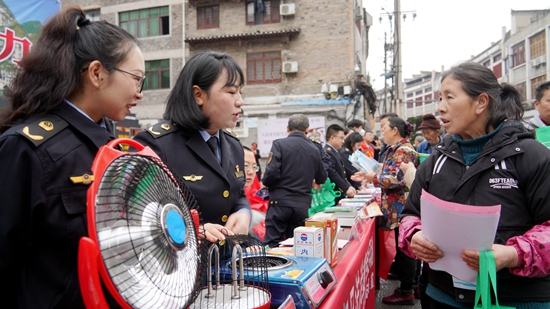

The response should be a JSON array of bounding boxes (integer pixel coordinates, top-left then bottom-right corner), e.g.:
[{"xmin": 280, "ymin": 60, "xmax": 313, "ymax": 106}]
[{"xmin": 318, "ymin": 218, "xmax": 376, "ymax": 309}]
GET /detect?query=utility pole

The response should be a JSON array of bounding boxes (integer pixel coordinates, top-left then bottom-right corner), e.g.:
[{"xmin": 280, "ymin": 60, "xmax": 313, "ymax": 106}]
[
  {"xmin": 383, "ymin": 32, "xmax": 388, "ymax": 114},
  {"xmin": 380, "ymin": 0, "xmax": 415, "ymax": 116},
  {"xmin": 393, "ymin": 0, "xmax": 402, "ymax": 115}
]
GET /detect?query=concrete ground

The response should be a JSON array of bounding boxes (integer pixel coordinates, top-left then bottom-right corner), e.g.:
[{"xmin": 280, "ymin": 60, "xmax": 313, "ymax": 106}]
[{"xmin": 376, "ymin": 278, "xmax": 422, "ymax": 309}]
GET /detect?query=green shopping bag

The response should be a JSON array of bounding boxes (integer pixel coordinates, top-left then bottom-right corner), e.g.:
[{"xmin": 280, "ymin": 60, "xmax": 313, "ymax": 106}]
[
  {"xmin": 474, "ymin": 251, "xmax": 515, "ymax": 309},
  {"xmin": 309, "ymin": 179, "xmax": 341, "ymax": 216}
]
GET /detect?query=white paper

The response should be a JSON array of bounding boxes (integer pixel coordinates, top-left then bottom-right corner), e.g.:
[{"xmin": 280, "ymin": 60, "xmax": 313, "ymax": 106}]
[{"xmin": 421, "ymin": 189, "xmax": 501, "ymax": 283}]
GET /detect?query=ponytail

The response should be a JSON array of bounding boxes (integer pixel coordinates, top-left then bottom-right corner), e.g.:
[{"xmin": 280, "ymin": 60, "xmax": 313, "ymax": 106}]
[{"xmin": 0, "ymin": 6, "xmax": 138, "ymax": 133}]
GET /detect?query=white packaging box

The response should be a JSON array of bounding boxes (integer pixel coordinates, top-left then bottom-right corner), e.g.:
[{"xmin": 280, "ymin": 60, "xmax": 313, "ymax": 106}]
[{"xmin": 294, "ymin": 226, "xmax": 324, "ymax": 258}]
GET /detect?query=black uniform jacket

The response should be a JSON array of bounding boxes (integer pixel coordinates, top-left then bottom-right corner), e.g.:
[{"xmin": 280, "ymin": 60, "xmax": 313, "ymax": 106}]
[
  {"xmin": 403, "ymin": 122, "xmax": 550, "ymax": 301},
  {"xmin": 324, "ymin": 144, "xmax": 351, "ymax": 196},
  {"xmin": 262, "ymin": 132, "xmax": 327, "ymax": 207},
  {"xmin": 133, "ymin": 121, "xmax": 250, "ymax": 225},
  {"xmin": 0, "ymin": 103, "xmax": 116, "ymax": 309}
]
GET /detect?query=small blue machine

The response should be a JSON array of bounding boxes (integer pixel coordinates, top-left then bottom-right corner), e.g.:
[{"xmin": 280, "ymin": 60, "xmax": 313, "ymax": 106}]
[{"xmin": 223, "ymin": 254, "xmax": 337, "ymax": 308}]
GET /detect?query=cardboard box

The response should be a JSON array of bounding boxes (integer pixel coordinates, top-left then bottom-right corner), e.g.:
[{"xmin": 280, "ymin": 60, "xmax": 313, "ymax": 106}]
[
  {"xmin": 293, "ymin": 226, "xmax": 324, "ymax": 258},
  {"xmin": 306, "ymin": 217, "xmax": 339, "ymax": 266}
]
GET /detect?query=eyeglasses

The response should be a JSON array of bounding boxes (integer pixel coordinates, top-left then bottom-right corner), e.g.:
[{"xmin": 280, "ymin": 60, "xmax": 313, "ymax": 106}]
[
  {"xmin": 80, "ymin": 66, "xmax": 146, "ymax": 93},
  {"xmin": 244, "ymin": 164, "xmax": 259, "ymax": 172},
  {"xmin": 113, "ymin": 68, "xmax": 146, "ymax": 93}
]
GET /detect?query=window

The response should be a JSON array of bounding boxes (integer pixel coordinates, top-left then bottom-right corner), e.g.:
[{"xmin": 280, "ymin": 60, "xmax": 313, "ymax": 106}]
[
  {"xmin": 119, "ymin": 6, "xmax": 169, "ymax": 38},
  {"xmin": 143, "ymin": 59, "xmax": 170, "ymax": 90},
  {"xmin": 197, "ymin": 5, "xmax": 219, "ymax": 29},
  {"xmin": 424, "ymin": 87, "xmax": 432, "ymax": 93},
  {"xmin": 415, "ymin": 97, "xmax": 422, "ymax": 107},
  {"xmin": 424, "ymin": 94, "xmax": 432, "ymax": 105},
  {"xmin": 246, "ymin": 0, "xmax": 280, "ymax": 25},
  {"xmin": 531, "ymin": 75, "xmax": 548, "ymax": 100},
  {"xmin": 493, "ymin": 63, "xmax": 502, "ymax": 78},
  {"xmin": 482, "ymin": 59, "xmax": 491, "ymax": 67},
  {"xmin": 511, "ymin": 42, "xmax": 525, "ymax": 67},
  {"xmin": 407, "ymin": 100, "xmax": 413, "ymax": 109},
  {"xmin": 406, "ymin": 92, "xmax": 413, "ymax": 98},
  {"xmin": 516, "ymin": 82, "xmax": 526, "ymax": 102},
  {"xmin": 247, "ymin": 51, "xmax": 281, "ymax": 84},
  {"xmin": 85, "ymin": 9, "xmax": 100, "ymax": 21},
  {"xmin": 493, "ymin": 54, "xmax": 501, "ymax": 62},
  {"xmin": 415, "ymin": 90, "xmax": 422, "ymax": 96},
  {"xmin": 530, "ymin": 31, "xmax": 546, "ymax": 59}
]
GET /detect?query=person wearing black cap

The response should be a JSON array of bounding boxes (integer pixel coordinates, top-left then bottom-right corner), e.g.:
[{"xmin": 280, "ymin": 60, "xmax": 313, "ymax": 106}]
[{"xmin": 416, "ymin": 114, "xmax": 442, "ymax": 154}]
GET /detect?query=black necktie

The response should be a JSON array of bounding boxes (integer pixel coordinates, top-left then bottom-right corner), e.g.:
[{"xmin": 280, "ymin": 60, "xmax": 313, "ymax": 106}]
[{"xmin": 207, "ymin": 136, "xmax": 220, "ymax": 163}]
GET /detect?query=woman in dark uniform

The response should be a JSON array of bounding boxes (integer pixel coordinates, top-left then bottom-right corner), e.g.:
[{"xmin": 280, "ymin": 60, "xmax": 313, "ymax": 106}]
[
  {"xmin": 133, "ymin": 51, "xmax": 250, "ymax": 242},
  {"xmin": 340, "ymin": 131, "xmax": 363, "ymax": 189},
  {"xmin": 0, "ymin": 7, "xmax": 144, "ymax": 309}
]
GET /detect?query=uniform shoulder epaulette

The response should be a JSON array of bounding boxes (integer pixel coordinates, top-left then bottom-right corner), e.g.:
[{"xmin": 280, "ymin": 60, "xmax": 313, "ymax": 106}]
[
  {"xmin": 146, "ymin": 120, "xmax": 178, "ymax": 139},
  {"xmin": 310, "ymin": 137, "xmax": 321, "ymax": 144},
  {"xmin": 223, "ymin": 128, "xmax": 239, "ymax": 140},
  {"xmin": 16, "ymin": 114, "xmax": 68, "ymax": 147}
]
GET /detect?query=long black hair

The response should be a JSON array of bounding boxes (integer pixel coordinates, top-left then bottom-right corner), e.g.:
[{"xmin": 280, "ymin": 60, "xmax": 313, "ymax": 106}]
[
  {"xmin": 0, "ymin": 6, "xmax": 138, "ymax": 132},
  {"xmin": 164, "ymin": 51, "xmax": 245, "ymax": 132},
  {"xmin": 387, "ymin": 117, "xmax": 412, "ymax": 138},
  {"xmin": 441, "ymin": 62, "xmax": 523, "ymax": 132},
  {"xmin": 343, "ymin": 132, "xmax": 363, "ymax": 150}
]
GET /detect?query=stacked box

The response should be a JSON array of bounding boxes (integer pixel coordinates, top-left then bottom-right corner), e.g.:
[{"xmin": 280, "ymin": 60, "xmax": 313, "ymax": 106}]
[
  {"xmin": 306, "ymin": 217, "xmax": 339, "ymax": 267},
  {"xmin": 293, "ymin": 226, "xmax": 324, "ymax": 258}
]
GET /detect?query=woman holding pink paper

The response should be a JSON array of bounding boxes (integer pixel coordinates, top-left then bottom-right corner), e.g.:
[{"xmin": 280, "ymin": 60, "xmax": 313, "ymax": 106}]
[{"xmin": 400, "ymin": 62, "xmax": 550, "ymax": 308}]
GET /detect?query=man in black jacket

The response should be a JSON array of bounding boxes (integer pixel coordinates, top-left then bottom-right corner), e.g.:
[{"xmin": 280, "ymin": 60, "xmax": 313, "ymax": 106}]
[
  {"xmin": 262, "ymin": 114, "xmax": 327, "ymax": 248},
  {"xmin": 324, "ymin": 124, "xmax": 356, "ymax": 204}
]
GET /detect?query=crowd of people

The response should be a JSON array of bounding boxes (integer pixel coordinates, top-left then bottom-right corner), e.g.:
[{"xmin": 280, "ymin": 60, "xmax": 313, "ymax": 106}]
[{"xmin": 1, "ymin": 6, "xmax": 550, "ymax": 309}]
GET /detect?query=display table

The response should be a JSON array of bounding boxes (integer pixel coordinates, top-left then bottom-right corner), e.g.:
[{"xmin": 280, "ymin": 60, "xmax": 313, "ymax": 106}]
[{"xmin": 318, "ymin": 218, "xmax": 376, "ymax": 309}]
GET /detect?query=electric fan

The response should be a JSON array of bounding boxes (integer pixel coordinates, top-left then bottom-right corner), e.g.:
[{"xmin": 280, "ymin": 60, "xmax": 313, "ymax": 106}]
[
  {"xmin": 78, "ymin": 138, "xmax": 202, "ymax": 309},
  {"xmin": 190, "ymin": 234, "xmax": 271, "ymax": 309}
]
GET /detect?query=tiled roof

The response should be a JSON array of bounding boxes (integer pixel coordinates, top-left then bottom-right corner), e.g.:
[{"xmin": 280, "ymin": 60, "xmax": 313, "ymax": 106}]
[{"xmin": 185, "ymin": 29, "xmax": 300, "ymax": 47}]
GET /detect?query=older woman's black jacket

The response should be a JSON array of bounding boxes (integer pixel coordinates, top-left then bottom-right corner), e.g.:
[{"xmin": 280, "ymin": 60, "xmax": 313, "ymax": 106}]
[{"xmin": 402, "ymin": 121, "xmax": 550, "ymax": 302}]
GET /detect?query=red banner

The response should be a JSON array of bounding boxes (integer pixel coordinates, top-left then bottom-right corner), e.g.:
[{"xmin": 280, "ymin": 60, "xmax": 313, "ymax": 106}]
[{"xmin": 319, "ymin": 219, "xmax": 376, "ymax": 309}]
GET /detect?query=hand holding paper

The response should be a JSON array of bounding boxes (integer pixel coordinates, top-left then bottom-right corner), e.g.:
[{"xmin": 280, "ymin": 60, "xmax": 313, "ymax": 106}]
[
  {"xmin": 411, "ymin": 231, "xmax": 443, "ymax": 263},
  {"xmin": 421, "ymin": 190, "xmax": 501, "ymax": 283},
  {"xmin": 348, "ymin": 150, "xmax": 381, "ymax": 174}
]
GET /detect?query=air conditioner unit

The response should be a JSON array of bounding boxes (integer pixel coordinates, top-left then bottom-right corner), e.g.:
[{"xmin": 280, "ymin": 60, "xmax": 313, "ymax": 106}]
[
  {"xmin": 531, "ymin": 58, "xmax": 541, "ymax": 68},
  {"xmin": 280, "ymin": 3, "xmax": 295, "ymax": 16},
  {"xmin": 540, "ymin": 55, "xmax": 547, "ymax": 65},
  {"xmin": 355, "ymin": 9, "xmax": 364, "ymax": 21},
  {"xmin": 282, "ymin": 61, "xmax": 298, "ymax": 73}
]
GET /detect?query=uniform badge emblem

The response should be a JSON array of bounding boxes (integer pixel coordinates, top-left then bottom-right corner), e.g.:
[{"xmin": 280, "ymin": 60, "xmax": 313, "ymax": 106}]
[
  {"xmin": 183, "ymin": 174, "xmax": 203, "ymax": 182},
  {"xmin": 70, "ymin": 173, "xmax": 94, "ymax": 185},
  {"xmin": 38, "ymin": 121, "xmax": 54, "ymax": 132},
  {"xmin": 234, "ymin": 165, "xmax": 244, "ymax": 178},
  {"xmin": 148, "ymin": 127, "xmax": 161, "ymax": 135},
  {"xmin": 161, "ymin": 123, "xmax": 170, "ymax": 131},
  {"xmin": 267, "ymin": 152, "xmax": 273, "ymax": 164},
  {"xmin": 22, "ymin": 126, "xmax": 43, "ymax": 141}
]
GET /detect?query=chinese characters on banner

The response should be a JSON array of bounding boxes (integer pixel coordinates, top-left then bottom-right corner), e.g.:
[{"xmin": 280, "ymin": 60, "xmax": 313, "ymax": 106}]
[
  {"xmin": 0, "ymin": 0, "xmax": 60, "ymax": 106},
  {"xmin": 257, "ymin": 116, "xmax": 326, "ymax": 157}
]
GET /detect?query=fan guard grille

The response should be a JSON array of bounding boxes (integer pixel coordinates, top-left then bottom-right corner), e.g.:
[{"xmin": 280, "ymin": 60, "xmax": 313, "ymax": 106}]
[{"xmin": 94, "ymin": 154, "xmax": 201, "ymax": 309}]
